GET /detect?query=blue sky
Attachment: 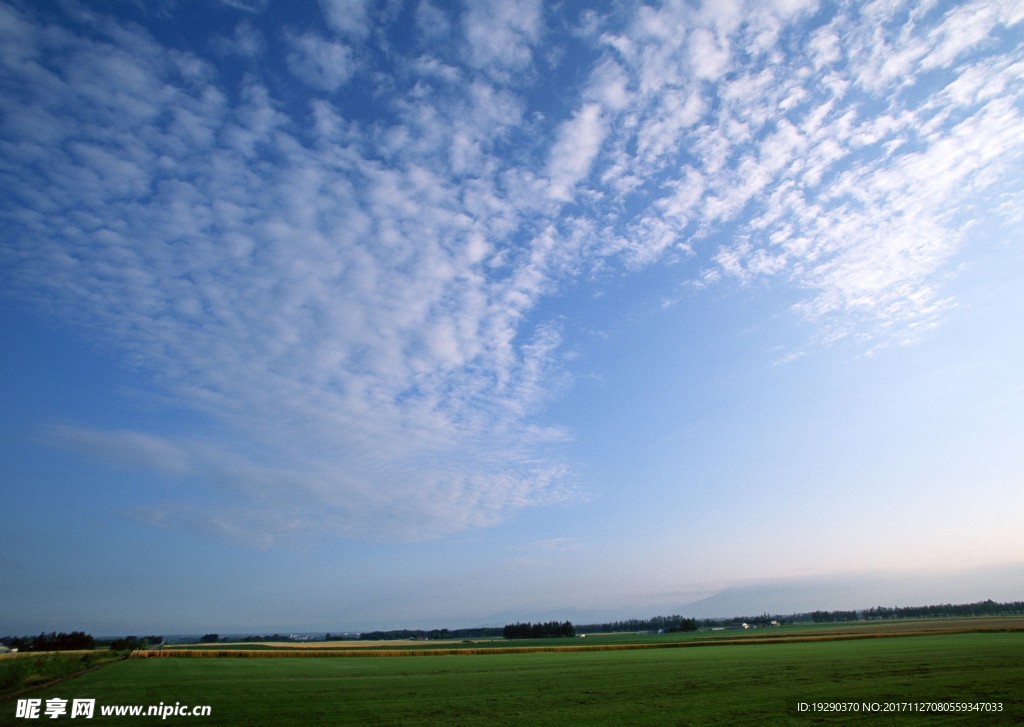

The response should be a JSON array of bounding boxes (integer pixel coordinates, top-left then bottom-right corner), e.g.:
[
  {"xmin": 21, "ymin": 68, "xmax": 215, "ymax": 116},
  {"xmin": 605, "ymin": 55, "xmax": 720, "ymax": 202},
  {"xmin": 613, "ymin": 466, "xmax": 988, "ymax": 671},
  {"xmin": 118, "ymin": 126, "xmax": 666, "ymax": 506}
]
[{"xmin": 2, "ymin": 0, "xmax": 1023, "ymax": 635}]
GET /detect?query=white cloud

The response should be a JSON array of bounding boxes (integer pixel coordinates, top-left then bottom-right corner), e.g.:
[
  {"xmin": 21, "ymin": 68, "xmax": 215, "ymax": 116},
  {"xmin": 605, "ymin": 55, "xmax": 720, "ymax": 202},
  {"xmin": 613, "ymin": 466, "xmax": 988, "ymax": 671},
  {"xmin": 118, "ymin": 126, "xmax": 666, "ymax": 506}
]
[
  {"xmin": 416, "ymin": 0, "xmax": 451, "ymax": 40},
  {"xmin": 319, "ymin": 0, "xmax": 372, "ymax": 39},
  {"xmin": 584, "ymin": 58, "xmax": 631, "ymax": 111},
  {"xmin": 462, "ymin": 0, "xmax": 542, "ymax": 76},
  {"xmin": 286, "ymin": 32, "xmax": 355, "ymax": 91},
  {"xmin": 546, "ymin": 103, "xmax": 607, "ymax": 201},
  {"xmin": 688, "ymin": 28, "xmax": 730, "ymax": 80},
  {"xmin": 772, "ymin": 0, "xmax": 819, "ymax": 18},
  {"xmin": 212, "ymin": 20, "xmax": 265, "ymax": 59}
]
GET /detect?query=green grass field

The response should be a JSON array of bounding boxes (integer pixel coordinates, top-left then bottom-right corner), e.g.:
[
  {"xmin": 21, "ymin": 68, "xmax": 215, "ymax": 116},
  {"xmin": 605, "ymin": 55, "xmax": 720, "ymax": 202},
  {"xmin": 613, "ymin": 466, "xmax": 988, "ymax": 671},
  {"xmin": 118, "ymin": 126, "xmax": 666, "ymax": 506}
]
[
  {"xmin": 0, "ymin": 651, "xmax": 122, "ymax": 698},
  {"xmin": 2, "ymin": 630, "xmax": 1021, "ymax": 725}
]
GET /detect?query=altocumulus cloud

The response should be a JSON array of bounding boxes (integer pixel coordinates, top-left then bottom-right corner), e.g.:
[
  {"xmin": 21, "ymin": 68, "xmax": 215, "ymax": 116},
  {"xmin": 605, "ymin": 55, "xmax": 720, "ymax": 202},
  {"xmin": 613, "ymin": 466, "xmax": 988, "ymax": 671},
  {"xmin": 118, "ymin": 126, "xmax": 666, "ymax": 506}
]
[{"xmin": 1, "ymin": 0, "xmax": 1022, "ymax": 543}]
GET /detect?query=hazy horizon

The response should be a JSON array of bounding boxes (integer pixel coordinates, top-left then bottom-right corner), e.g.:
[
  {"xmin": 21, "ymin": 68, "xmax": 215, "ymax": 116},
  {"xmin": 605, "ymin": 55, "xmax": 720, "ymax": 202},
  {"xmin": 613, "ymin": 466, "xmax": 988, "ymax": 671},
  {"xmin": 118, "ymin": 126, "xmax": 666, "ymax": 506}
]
[
  {"xmin": 5, "ymin": 562, "xmax": 1023, "ymax": 637},
  {"xmin": 2, "ymin": 1, "xmax": 1023, "ymax": 638}
]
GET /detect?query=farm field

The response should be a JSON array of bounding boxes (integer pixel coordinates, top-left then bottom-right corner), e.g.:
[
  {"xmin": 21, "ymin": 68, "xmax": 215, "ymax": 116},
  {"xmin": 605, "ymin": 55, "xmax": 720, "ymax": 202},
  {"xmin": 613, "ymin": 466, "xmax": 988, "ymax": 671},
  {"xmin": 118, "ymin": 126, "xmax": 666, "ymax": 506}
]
[
  {"xmin": 2, "ymin": 623, "xmax": 1022, "ymax": 725},
  {"xmin": 156, "ymin": 615, "xmax": 1024, "ymax": 654}
]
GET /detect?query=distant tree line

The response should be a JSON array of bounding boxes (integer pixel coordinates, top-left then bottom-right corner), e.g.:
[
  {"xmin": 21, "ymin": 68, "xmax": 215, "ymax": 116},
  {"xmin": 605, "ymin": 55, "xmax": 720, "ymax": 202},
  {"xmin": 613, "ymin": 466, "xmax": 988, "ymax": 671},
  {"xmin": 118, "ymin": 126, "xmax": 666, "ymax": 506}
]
[
  {"xmin": 357, "ymin": 628, "xmax": 504, "ymax": 641},
  {"xmin": 696, "ymin": 616, "xmax": 793, "ymax": 628},
  {"xmin": 809, "ymin": 610, "xmax": 860, "ymax": 623},
  {"xmin": 503, "ymin": 621, "xmax": 575, "ymax": 639},
  {"xmin": 692, "ymin": 612, "xmax": 796, "ymax": 628},
  {"xmin": 859, "ymin": 599, "xmax": 1024, "ymax": 621},
  {"xmin": 765, "ymin": 599, "xmax": 1024, "ymax": 625},
  {"xmin": 236, "ymin": 634, "xmax": 302, "ymax": 643},
  {"xmin": 104, "ymin": 635, "xmax": 163, "ymax": 651},
  {"xmin": 577, "ymin": 615, "xmax": 697, "ymax": 634},
  {"xmin": 683, "ymin": 600, "xmax": 1024, "ymax": 628},
  {"xmin": 1, "ymin": 632, "xmax": 95, "ymax": 651}
]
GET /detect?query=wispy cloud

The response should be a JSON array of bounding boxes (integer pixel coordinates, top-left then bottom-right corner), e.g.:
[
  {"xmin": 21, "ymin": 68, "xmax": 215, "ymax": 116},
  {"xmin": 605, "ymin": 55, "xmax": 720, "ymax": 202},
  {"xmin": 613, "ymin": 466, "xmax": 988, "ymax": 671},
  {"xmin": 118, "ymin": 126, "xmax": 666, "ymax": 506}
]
[
  {"xmin": 318, "ymin": 0, "xmax": 373, "ymax": 39},
  {"xmin": 47, "ymin": 425, "xmax": 192, "ymax": 476},
  {"xmin": 218, "ymin": 0, "xmax": 268, "ymax": 13},
  {"xmin": 2, "ymin": 0, "xmax": 1021, "ymax": 544},
  {"xmin": 547, "ymin": 103, "xmax": 607, "ymax": 201},
  {"xmin": 461, "ymin": 0, "xmax": 542, "ymax": 78},
  {"xmin": 285, "ymin": 31, "xmax": 355, "ymax": 90}
]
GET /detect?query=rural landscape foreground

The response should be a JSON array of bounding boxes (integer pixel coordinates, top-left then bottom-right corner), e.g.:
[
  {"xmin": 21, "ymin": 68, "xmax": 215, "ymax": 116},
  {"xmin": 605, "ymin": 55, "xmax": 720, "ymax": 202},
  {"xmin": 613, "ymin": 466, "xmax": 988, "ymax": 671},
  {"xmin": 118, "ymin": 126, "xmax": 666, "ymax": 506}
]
[{"xmin": 3, "ymin": 614, "xmax": 1022, "ymax": 725}]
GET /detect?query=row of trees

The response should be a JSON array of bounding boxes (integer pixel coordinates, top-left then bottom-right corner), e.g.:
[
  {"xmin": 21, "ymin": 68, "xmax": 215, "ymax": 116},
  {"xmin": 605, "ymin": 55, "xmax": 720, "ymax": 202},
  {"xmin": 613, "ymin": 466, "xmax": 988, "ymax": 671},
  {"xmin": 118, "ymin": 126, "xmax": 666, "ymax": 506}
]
[
  {"xmin": 780, "ymin": 599, "xmax": 1024, "ymax": 624},
  {"xmin": 1, "ymin": 632, "xmax": 96, "ymax": 651},
  {"xmin": 236, "ymin": 634, "xmax": 305, "ymax": 643},
  {"xmin": 810, "ymin": 610, "xmax": 860, "ymax": 623},
  {"xmin": 861, "ymin": 599, "xmax": 1024, "ymax": 621},
  {"xmin": 577, "ymin": 615, "xmax": 697, "ymax": 634},
  {"xmin": 503, "ymin": 621, "xmax": 576, "ymax": 639},
  {"xmin": 106, "ymin": 635, "xmax": 163, "ymax": 651},
  {"xmin": 356, "ymin": 627, "xmax": 504, "ymax": 641}
]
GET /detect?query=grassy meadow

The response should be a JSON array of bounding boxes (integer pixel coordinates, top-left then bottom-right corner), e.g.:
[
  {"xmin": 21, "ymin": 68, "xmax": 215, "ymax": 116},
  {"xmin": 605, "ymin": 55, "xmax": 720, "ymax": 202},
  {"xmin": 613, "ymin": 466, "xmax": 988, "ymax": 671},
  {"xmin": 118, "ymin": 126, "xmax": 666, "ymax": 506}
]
[
  {"xmin": 2, "ymin": 623, "xmax": 1022, "ymax": 725},
  {"xmin": 0, "ymin": 651, "xmax": 122, "ymax": 699}
]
